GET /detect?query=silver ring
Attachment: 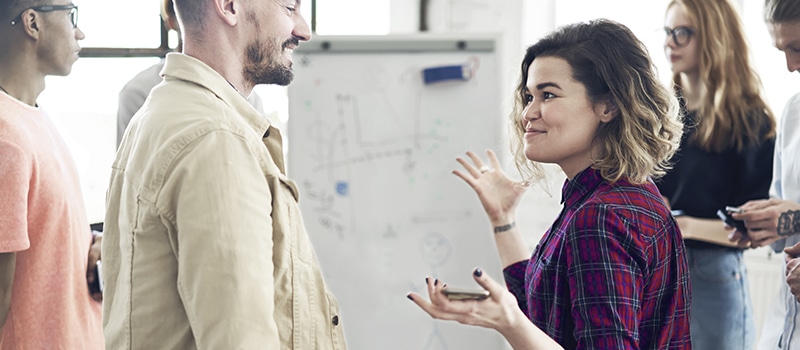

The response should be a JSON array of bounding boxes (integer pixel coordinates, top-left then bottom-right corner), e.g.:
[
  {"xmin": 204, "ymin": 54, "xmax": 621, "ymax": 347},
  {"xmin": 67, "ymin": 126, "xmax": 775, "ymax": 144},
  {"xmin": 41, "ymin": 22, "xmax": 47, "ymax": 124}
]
[{"xmin": 479, "ymin": 167, "xmax": 491, "ymax": 174}]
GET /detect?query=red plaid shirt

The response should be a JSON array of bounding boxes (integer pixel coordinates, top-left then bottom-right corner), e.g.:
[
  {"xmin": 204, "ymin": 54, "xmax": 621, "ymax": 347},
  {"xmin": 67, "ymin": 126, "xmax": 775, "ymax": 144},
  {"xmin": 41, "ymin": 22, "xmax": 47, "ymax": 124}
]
[{"xmin": 504, "ymin": 168, "xmax": 691, "ymax": 349}]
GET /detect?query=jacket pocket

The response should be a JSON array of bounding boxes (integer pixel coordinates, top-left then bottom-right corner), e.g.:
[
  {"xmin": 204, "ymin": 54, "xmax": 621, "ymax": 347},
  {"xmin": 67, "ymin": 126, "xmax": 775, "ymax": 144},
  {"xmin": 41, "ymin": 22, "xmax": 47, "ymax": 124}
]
[{"xmin": 278, "ymin": 177, "xmax": 315, "ymax": 264}]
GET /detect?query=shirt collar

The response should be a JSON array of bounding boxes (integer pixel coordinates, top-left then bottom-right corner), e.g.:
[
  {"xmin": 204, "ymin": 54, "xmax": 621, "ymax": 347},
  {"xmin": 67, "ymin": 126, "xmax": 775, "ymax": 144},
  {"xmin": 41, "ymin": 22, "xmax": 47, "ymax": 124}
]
[
  {"xmin": 560, "ymin": 166, "xmax": 603, "ymax": 207},
  {"xmin": 160, "ymin": 52, "xmax": 272, "ymax": 139}
]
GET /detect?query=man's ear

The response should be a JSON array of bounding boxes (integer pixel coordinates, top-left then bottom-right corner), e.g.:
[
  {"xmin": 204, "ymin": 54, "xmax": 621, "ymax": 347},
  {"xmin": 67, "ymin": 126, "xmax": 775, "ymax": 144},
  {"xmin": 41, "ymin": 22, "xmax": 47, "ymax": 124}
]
[
  {"xmin": 597, "ymin": 96, "xmax": 619, "ymax": 123},
  {"xmin": 167, "ymin": 16, "xmax": 180, "ymax": 32},
  {"xmin": 19, "ymin": 10, "xmax": 42, "ymax": 40},
  {"xmin": 213, "ymin": 0, "xmax": 239, "ymax": 26}
]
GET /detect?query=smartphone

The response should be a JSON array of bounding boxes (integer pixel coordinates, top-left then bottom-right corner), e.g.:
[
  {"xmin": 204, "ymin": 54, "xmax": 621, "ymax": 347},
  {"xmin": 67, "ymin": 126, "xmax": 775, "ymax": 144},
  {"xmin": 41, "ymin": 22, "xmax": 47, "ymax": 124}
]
[
  {"xmin": 442, "ymin": 287, "xmax": 490, "ymax": 301},
  {"xmin": 716, "ymin": 209, "xmax": 747, "ymax": 234},
  {"xmin": 670, "ymin": 210, "xmax": 685, "ymax": 217},
  {"xmin": 97, "ymin": 260, "xmax": 104, "ymax": 292},
  {"xmin": 89, "ymin": 261, "xmax": 103, "ymax": 294},
  {"xmin": 725, "ymin": 206, "xmax": 742, "ymax": 213}
]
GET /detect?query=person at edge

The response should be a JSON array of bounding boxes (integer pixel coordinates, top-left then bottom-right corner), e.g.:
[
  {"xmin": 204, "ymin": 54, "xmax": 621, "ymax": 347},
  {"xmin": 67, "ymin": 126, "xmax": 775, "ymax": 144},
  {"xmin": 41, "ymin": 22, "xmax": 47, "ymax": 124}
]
[
  {"xmin": 0, "ymin": 0, "xmax": 104, "ymax": 348},
  {"xmin": 728, "ymin": 0, "xmax": 800, "ymax": 348}
]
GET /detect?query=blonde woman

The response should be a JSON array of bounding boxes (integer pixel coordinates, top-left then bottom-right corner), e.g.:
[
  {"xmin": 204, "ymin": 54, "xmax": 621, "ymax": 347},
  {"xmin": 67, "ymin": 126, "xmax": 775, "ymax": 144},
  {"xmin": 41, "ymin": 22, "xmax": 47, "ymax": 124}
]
[
  {"xmin": 408, "ymin": 19, "xmax": 690, "ymax": 349},
  {"xmin": 659, "ymin": 0, "xmax": 777, "ymax": 348}
]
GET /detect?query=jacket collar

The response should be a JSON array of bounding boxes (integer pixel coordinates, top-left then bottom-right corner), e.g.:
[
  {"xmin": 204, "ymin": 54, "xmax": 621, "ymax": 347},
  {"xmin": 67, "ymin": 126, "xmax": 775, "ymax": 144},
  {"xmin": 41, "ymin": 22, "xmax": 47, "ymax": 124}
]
[{"xmin": 160, "ymin": 53, "xmax": 272, "ymax": 140}]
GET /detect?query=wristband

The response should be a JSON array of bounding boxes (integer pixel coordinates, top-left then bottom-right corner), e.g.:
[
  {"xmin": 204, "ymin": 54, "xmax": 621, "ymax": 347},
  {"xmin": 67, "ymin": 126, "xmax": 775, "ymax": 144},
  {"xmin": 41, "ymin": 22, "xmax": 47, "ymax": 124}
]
[{"xmin": 494, "ymin": 222, "xmax": 516, "ymax": 234}]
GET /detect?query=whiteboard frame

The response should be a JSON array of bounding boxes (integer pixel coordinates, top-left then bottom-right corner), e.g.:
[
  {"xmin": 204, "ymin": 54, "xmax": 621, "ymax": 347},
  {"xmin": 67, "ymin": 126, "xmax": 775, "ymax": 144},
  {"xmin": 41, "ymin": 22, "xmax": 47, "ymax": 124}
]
[{"xmin": 295, "ymin": 34, "xmax": 496, "ymax": 53}]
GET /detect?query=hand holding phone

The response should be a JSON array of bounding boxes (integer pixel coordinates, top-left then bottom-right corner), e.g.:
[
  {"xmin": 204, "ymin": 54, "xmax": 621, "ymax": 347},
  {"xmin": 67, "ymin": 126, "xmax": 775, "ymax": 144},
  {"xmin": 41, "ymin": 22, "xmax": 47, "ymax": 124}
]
[
  {"xmin": 88, "ymin": 261, "xmax": 103, "ymax": 295},
  {"xmin": 717, "ymin": 209, "xmax": 747, "ymax": 234},
  {"xmin": 725, "ymin": 206, "xmax": 742, "ymax": 213},
  {"xmin": 442, "ymin": 287, "xmax": 490, "ymax": 301}
]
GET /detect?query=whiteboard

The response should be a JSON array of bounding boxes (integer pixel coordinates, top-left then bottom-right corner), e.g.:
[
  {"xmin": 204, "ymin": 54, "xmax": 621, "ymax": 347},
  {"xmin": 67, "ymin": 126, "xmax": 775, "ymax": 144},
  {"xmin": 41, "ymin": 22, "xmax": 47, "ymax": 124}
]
[{"xmin": 288, "ymin": 35, "xmax": 506, "ymax": 350}]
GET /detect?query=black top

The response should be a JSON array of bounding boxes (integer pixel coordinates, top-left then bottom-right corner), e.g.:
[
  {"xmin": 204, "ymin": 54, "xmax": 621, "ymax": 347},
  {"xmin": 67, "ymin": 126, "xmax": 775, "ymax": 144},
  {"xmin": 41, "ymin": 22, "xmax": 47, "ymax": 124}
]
[{"xmin": 656, "ymin": 110, "xmax": 775, "ymax": 248}]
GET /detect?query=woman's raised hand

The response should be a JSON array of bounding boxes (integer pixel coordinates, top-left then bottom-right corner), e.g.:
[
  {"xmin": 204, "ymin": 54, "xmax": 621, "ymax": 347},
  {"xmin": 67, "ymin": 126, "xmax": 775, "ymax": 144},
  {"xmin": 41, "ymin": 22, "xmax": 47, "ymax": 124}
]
[{"xmin": 453, "ymin": 150, "xmax": 527, "ymax": 225}]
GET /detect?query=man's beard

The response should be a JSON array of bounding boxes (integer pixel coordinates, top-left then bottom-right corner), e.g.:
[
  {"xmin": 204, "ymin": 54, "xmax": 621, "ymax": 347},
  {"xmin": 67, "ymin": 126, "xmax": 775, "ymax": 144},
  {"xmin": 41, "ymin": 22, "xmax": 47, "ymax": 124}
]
[{"xmin": 243, "ymin": 38, "xmax": 295, "ymax": 87}]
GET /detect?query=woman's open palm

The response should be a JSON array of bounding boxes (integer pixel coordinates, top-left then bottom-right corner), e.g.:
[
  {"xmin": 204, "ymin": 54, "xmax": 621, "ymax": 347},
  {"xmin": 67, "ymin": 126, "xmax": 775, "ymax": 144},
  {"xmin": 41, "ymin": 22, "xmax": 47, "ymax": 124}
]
[{"xmin": 453, "ymin": 150, "xmax": 527, "ymax": 223}]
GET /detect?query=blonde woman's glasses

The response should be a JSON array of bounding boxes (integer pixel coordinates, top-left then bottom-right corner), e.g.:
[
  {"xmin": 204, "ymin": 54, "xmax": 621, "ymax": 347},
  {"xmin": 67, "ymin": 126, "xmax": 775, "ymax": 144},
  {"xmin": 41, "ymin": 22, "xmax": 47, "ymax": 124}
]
[{"xmin": 664, "ymin": 26, "xmax": 694, "ymax": 47}]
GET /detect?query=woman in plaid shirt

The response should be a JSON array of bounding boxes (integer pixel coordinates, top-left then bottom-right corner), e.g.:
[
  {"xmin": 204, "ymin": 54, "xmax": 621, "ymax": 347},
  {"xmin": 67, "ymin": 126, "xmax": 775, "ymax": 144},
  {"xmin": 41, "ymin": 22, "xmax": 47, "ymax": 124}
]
[{"xmin": 408, "ymin": 19, "xmax": 692, "ymax": 349}]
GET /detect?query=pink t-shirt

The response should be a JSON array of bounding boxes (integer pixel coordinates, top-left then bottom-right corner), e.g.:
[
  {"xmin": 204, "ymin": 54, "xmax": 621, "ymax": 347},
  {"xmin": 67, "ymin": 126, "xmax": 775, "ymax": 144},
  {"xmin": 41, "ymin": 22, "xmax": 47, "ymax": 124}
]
[{"xmin": 0, "ymin": 92, "xmax": 103, "ymax": 349}]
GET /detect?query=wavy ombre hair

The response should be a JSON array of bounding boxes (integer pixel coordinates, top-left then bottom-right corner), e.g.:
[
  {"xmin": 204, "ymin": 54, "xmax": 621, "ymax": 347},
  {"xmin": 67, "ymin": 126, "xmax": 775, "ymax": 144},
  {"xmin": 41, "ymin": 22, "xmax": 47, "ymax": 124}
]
[
  {"xmin": 509, "ymin": 19, "xmax": 682, "ymax": 185},
  {"xmin": 668, "ymin": 0, "xmax": 775, "ymax": 153}
]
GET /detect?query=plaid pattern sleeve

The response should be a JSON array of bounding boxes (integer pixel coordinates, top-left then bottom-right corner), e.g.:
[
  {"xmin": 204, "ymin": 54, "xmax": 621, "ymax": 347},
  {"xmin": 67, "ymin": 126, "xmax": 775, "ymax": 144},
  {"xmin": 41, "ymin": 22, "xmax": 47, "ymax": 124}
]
[
  {"xmin": 566, "ymin": 204, "xmax": 649, "ymax": 349},
  {"xmin": 566, "ymin": 187, "xmax": 691, "ymax": 349},
  {"xmin": 524, "ymin": 168, "xmax": 691, "ymax": 349},
  {"xmin": 503, "ymin": 260, "xmax": 530, "ymax": 316}
]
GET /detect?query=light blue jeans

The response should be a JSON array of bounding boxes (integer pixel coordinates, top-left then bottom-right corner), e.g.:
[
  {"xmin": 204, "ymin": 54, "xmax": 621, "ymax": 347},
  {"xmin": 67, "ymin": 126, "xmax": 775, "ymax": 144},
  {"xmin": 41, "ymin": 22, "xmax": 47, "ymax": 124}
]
[{"xmin": 687, "ymin": 246, "xmax": 754, "ymax": 350}]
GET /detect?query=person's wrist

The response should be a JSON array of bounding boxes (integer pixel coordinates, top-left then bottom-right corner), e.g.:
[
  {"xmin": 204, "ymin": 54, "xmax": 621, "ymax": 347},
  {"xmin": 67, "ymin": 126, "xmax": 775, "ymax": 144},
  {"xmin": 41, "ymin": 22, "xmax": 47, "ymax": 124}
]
[
  {"xmin": 494, "ymin": 222, "xmax": 516, "ymax": 234},
  {"xmin": 778, "ymin": 210, "xmax": 800, "ymax": 237},
  {"xmin": 490, "ymin": 215, "xmax": 515, "ymax": 232},
  {"xmin": 489, "ymin": 212, "xmax": 514, "ymax": 224}
]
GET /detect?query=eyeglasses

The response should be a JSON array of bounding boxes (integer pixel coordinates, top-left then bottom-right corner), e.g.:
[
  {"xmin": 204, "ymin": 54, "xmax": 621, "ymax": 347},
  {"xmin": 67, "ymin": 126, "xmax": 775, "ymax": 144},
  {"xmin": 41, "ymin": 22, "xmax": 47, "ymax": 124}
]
[
  {"xmin": 664, "ymin": 26, "xmax": 695, "ymax": 47},
  {"xmin": 10, "ymin": 4, "xmax": 78, "ymax": 28}
]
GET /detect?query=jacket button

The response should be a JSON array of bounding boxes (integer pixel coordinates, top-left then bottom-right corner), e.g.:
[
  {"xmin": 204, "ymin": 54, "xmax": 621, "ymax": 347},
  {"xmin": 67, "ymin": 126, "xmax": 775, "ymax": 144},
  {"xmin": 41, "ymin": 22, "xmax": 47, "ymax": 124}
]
[{"xmin": 332, "ymin": 315, "xmax": 339, "ymax": 326}]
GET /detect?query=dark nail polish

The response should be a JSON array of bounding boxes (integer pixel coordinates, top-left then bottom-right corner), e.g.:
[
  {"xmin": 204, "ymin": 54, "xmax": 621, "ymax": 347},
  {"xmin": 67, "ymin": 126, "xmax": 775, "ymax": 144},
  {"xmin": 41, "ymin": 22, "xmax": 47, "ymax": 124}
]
[
  {"xmin": 434, "ymin": 279, "xmax": 439, "ymax": 286},
  {"xmin": 425, "ymin": 277, "xmax": 429, "ymax": 284},
  {"xmin": 442, "ymin": 283, "xmax": 447, "ymax": 288},
  {"xmin": 407, "ymin": 294, "xmax": 413, "ymax": 300},
  {"xmin": 474, "ymin": 268, "xmax": 483, "ymax": 277}
]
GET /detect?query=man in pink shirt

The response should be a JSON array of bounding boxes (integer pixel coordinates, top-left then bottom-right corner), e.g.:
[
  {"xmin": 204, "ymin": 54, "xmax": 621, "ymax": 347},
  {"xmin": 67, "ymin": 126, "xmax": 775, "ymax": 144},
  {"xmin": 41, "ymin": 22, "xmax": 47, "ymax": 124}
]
[{"xmin": 0, "ymin": 0, "xmax": 103, "ymax": 348}]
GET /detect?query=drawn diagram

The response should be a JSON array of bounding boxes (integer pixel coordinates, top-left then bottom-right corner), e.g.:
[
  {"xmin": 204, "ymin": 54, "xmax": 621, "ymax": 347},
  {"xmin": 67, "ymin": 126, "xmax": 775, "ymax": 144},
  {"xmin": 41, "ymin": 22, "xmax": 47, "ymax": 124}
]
[{"xmin": 297, "ymin": 62, "xmax": 460, "ymax": 242}]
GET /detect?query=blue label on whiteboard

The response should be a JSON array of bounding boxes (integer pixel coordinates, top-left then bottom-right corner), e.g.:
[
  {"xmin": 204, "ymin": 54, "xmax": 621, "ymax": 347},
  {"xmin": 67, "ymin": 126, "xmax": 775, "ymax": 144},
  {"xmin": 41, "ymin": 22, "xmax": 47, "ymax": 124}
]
[
  {"xmin": 336, "ymin": 181, "xmax": 349, "ymax": 196},
  {"xmin": 422, "ymin": 65, "xmax": 468, "ymax": 84}
]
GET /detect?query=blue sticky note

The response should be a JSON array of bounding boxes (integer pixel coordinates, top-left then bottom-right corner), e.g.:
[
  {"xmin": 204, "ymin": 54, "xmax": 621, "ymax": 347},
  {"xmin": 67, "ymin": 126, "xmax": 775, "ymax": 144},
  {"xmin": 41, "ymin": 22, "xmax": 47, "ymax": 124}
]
[
  {"xmin": 422, "ymin": 65, "xmax": 468, "ymax": 84},
  {"xmin": 336, "ymin": 181, "xmax": 349, "ymax": 196}
]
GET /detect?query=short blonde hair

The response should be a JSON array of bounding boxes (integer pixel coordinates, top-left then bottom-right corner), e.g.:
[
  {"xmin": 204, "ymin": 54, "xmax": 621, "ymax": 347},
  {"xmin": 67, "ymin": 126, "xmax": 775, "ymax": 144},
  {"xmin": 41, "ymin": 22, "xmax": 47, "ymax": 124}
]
[
  {"xmin": 764, "ymin": 0, "xmax": 800, "ymax": 23},
  {"xmin": 173, "ymin": 0, "xmax": 205, "ymax": 30},
  {"xmin": 510, "ymin": 19, "xmax": 683, "ymax": 185}
]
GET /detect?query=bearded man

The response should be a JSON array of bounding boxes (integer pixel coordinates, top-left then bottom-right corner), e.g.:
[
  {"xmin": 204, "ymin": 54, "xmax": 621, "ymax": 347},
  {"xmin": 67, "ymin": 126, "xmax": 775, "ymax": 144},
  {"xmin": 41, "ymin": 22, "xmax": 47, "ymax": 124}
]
[{"xmin": 102, "ymin": 1, "xmax": 347, "ymax": 348}]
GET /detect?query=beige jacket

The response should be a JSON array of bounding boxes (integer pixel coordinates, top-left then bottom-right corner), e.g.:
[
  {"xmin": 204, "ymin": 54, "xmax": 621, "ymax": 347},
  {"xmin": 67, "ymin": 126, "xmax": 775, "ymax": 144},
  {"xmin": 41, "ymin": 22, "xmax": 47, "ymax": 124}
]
[{"xmin": 103, "ymin": 53, "xmax": 346, "ymax": 349}]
